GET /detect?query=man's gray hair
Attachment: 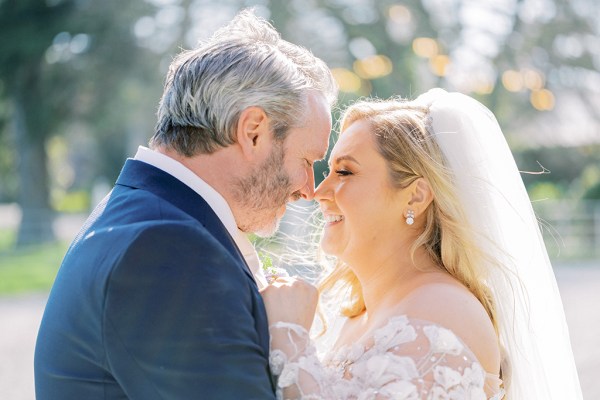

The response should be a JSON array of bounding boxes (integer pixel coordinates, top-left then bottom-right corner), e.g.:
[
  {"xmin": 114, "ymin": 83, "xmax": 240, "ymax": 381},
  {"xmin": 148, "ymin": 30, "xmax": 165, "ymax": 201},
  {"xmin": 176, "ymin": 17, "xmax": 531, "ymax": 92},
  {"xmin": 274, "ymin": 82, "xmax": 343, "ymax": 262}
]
[{"xmin": 150, "ymin": 9, "xmax": 338, "ymax": 156}]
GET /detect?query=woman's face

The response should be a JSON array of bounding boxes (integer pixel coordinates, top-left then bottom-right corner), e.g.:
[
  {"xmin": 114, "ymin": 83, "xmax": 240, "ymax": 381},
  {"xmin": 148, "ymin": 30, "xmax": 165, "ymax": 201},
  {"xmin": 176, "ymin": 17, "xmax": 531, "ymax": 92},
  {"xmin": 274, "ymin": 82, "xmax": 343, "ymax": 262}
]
[{"xmin": 315, "ymin": 119, "xmax": 407, "ymax": 264}]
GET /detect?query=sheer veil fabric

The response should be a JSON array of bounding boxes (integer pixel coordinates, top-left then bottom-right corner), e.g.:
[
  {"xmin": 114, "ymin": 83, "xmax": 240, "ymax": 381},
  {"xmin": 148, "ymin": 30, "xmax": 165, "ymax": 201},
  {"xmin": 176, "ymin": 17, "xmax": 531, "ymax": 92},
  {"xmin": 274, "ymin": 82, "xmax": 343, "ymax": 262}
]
[{"xmin": 415, "ymin": 89, "xmax": 582, "ymax": 399}]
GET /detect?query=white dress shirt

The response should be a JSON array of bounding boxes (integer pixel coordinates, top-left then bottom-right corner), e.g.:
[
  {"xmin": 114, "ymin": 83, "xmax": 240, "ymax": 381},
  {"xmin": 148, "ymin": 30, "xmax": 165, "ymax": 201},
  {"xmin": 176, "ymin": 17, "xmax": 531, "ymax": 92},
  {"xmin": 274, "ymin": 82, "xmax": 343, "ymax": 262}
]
[{"xmin": 134, "ymin": 146, "xmax": 267, "ymax": 288}]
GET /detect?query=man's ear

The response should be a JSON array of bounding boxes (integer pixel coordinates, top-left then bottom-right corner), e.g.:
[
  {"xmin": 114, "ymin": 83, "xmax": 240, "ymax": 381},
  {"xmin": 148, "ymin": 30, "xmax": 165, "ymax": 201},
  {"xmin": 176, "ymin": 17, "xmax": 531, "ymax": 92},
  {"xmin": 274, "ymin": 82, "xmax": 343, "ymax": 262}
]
[
  {"xmin": 406, "ymin": 178, "xmax": 434, "ymax": 216},
  {"xmin": 236, "ymin": 106, "xmax": 271, "ymax": 160}
]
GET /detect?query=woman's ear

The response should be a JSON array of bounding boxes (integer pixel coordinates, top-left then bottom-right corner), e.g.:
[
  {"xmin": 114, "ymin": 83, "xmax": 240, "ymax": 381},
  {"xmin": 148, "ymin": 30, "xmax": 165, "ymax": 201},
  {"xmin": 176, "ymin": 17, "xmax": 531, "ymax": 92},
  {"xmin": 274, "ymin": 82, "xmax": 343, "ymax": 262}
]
[
  {"xmin": 407, "ymin": 178, "xmax": 434, "ymax": 216},
  {"xmin": 236, "ymin": 106, "xmax": 271, "ymax": 160}
]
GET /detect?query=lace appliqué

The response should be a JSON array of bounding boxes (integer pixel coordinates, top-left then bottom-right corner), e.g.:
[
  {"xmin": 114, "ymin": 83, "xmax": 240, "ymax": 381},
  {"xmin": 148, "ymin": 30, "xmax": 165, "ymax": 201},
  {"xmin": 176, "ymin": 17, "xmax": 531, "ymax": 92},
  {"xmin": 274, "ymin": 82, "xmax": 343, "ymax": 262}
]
[{"xmin": 269, "ymin": 316, "xmax": 504, "ymax": 399}]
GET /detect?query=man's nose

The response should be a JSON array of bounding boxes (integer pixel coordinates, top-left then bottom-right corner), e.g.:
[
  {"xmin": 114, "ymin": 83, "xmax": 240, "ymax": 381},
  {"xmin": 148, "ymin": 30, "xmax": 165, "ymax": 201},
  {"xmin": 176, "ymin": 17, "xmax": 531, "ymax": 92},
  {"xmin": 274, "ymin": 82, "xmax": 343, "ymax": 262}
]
[{"xmin": 298, "ymin": 168, "xmax": 316, "ymax": 201}]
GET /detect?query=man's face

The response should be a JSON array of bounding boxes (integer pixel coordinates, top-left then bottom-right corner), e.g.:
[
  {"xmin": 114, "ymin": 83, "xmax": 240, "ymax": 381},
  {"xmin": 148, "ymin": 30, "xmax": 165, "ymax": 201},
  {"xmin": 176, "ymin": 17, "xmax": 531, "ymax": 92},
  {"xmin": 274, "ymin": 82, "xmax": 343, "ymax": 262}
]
[{"xmin": 236, "ymin": 93, "xmax": 332, "ymax": 237}]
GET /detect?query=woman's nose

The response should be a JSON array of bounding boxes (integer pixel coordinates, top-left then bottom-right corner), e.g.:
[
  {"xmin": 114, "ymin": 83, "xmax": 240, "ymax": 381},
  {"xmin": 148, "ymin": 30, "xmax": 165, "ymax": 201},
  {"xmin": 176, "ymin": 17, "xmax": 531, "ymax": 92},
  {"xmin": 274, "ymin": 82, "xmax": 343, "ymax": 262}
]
[{"xmin": 314, "ymin": 175, "xmax": 331, "ymax": 203}]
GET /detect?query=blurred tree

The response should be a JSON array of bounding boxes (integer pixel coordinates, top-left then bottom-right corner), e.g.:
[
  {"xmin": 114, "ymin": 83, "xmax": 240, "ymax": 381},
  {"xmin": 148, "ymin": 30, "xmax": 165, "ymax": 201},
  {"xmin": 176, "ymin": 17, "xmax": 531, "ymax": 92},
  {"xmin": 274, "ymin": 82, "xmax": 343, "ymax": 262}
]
[
  {"xmin": 0, "ymin": 0, "xmax": 154, "ymax": 246},
  {"xmin": 515, "ymin": 145, "xmax": 600, "ymax": 196},
  {"xmin": 274, "ymin": 0, "xmax": 599, "ymax": 184},
  {"xmin": 0, "ymin": 0, "xmax": 75, "ymax": 245},
  {"xmin": 0, "ymin": 87, "xmax": 16, "ymax": 202},
  {"xmin": 490, "ymin": 0, "xmax": 600, "ymax": 147},
  {"xmin": 280, "ymin": 0, "xmax": 600, "ymax": 145},
  {"xmin": 0, "ymin": 0, "xmax": 597, "ymax": 248},
  {"xmin": 584, "ymin": 183, "xmax": 600, "ymax": 200}
]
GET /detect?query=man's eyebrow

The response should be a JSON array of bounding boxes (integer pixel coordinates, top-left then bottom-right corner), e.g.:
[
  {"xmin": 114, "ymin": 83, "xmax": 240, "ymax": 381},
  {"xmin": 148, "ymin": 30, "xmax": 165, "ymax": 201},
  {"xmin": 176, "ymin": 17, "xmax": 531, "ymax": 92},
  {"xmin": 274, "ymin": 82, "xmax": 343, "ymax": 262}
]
[
  {"xmin": 311, "ymin": 147, "xmax": 329, "ymax": 163},
  {"xmin": 328, "ymin": 154, "xmax": 360, "ymax": 167}
]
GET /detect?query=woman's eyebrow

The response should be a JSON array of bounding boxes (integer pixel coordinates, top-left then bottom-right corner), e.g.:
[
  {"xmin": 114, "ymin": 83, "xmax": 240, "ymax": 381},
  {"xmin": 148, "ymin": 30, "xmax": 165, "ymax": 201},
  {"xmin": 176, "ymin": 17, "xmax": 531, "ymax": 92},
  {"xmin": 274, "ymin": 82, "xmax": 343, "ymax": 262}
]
[{"xmin": 328, "ymin": 154, "xmax": 361, "ymax": 167}]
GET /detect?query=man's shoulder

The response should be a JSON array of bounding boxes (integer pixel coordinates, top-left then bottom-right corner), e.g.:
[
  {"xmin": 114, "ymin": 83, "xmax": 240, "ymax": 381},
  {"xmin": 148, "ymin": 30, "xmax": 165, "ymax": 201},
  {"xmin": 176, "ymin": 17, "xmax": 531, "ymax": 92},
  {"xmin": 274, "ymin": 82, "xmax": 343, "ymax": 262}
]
[
  {"xmin": 65, "ymin": 185, "xmax": 238, "ymax": 276},
  {"xmin": 88, "ymin": 184, "xmax": 205, "ymax": 234},
  {"xmin": 75, "ymin": 218, "xmax": 218, "ymax": 258},
  {"xmin": 126, "ymin": 219, "xmax": 215, "ymax": 247}
]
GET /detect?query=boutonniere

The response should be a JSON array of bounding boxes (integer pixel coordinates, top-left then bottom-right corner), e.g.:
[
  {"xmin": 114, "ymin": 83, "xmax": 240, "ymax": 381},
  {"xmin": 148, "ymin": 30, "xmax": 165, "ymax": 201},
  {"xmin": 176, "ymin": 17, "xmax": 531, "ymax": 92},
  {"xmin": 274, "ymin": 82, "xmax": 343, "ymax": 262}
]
[{"xmin": 259, "ymin": 251, "xmax": 287, "ymax": 284}]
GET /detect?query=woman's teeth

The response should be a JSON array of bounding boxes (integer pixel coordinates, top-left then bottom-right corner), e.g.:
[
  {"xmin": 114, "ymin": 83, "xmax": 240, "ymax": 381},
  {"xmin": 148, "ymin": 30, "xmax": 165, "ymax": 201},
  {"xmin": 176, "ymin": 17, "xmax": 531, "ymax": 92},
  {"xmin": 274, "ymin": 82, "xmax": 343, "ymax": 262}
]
[{"xmin": 325, "ymin": 215, "xmax": 344, "ymax": 223}]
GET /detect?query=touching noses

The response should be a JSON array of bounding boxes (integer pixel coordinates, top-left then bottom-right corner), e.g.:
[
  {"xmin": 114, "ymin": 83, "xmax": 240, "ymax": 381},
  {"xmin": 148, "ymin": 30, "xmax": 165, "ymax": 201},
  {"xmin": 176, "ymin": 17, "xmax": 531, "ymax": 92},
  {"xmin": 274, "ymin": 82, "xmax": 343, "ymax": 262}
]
[
  {"xmin": 298, "ymin": 167, "xmax": 316, "ymax": 201},
  {"xmin": 314, "ymin": 174, "xmax": 331, "ymax": 204}
]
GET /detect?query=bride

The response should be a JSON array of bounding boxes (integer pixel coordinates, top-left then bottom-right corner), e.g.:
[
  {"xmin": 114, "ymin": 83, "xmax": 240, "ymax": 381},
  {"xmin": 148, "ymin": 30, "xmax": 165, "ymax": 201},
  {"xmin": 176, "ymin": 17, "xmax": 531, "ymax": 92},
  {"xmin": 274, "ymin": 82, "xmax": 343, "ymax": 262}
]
[{"xmin": 260, "ymin": 89, "xmax": 582, "ymax": 399}]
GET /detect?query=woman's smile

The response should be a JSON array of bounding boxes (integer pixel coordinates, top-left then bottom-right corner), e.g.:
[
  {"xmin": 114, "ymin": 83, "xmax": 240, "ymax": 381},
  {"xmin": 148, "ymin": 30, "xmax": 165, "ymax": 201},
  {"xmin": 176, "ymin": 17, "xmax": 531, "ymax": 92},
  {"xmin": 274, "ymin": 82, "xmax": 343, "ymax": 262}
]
[{"xmin": 323, "ymin": 213, "xmax": 344, "ymax": 225}]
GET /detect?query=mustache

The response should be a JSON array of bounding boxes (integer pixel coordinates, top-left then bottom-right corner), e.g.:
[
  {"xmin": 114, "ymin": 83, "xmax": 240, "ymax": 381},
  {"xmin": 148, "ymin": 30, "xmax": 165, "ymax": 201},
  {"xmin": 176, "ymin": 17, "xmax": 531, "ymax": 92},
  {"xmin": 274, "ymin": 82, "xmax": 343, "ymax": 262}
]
[{"xmin": 289, "ymin": 191, "xmax": 302, "ymax": 202}]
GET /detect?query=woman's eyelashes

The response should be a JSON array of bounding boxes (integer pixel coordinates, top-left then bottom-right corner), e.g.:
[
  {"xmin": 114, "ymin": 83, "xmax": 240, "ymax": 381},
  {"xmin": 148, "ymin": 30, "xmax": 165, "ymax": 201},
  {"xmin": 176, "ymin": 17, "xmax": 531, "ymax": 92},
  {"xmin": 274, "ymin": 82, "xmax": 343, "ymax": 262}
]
[
  {"xmin": 336, "ymin": 169, "xmax": 352, "ymax": 176},
  {"xmin": 323, "ymin": 167, "xmax": 353, "ymax": 178}
]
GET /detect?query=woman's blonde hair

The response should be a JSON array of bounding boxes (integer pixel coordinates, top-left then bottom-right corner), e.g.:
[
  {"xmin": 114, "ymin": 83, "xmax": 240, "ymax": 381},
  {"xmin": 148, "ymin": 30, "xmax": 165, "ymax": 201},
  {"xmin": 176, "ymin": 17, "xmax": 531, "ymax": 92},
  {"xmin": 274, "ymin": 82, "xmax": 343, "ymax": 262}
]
[{"xmin": 319, "ymin": 98, "xmax": 499, "ymax": 333}]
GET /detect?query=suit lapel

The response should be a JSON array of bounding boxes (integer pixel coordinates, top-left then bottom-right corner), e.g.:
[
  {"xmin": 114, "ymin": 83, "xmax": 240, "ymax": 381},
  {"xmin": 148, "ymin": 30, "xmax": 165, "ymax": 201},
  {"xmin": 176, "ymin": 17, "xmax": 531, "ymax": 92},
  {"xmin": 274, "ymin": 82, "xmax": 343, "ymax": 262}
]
[{"xmin": 115, "ymin": 159, "xmax": 257, "ymax": 285}]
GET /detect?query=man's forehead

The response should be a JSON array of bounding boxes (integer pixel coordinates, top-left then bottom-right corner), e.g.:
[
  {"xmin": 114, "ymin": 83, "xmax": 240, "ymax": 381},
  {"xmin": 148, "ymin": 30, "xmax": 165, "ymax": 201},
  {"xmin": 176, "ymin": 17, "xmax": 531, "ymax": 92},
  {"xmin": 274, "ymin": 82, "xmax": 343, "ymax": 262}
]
[{"xmin": 314, "ymin": 131, "xmax": 331, "ymax": 160}]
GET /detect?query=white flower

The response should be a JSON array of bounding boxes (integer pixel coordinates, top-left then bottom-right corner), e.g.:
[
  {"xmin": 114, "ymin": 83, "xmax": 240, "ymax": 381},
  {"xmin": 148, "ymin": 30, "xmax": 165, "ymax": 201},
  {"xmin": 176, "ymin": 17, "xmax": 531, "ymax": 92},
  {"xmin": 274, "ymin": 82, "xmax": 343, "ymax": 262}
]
[
  {"xmin": 430, "ymin": 363, "xmax": 486, "ymax": 400},
  {"xmin": 348, "ymin": 342, "xmax": 365, "ymax": 361},
  {"xmin": 362, "ymin": 354, "xmax": 419, "ymax": 386},
  {"xmin": 465, "ymin": 387, "xmax": 487, "ymax": 400},
  {"xmin": 374, "ymin": 316, "xmax": 418, "ymax": 350},
  {"xmin": 423, "ymin": 325, "xmax": 464, "ymax": 356},
  {"xmin": 269, "ymin": 349, "xmax": 287, "ymax": 375},
  {"xmin": 447, "ymin": 386, "xmax": 486, "ymax": 400},
  {"xmin": 428, "ymin": 386, "xmax": 450, "ymax": 400},
  {"xmin": 357, "ymin": 388, "xmax": 378, "ymax": 400},
  {"xmin": 277, "ymin": 363, "xmax": 299, "ymax": 388},
  {"xmin": 461, "ymin": 362, "xmax": 485, "ymax": 388},
  {"xmin": 380, "ymin": 380, "xmax": 419, "ymax": 400},
  {"xmin": 433, "ymin": 366, "xmax": 462, "ymax": 390}
]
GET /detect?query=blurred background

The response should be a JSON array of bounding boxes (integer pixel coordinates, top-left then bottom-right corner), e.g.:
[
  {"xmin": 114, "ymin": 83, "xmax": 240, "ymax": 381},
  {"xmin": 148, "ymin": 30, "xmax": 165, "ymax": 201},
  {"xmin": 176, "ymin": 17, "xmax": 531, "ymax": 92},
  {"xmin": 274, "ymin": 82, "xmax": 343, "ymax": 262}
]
[{"xmin": 0, "ymin": 0, "xmax": 598, "ymax": 399}]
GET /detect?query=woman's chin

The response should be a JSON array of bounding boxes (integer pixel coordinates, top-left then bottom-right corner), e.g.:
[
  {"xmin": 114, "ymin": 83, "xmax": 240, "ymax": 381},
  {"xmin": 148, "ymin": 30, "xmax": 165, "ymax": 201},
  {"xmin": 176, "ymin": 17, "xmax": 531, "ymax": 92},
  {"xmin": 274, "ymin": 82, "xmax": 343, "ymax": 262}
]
[{"xmin": 320, "ymin": 239, "xmax": 341, "ymax": 258}]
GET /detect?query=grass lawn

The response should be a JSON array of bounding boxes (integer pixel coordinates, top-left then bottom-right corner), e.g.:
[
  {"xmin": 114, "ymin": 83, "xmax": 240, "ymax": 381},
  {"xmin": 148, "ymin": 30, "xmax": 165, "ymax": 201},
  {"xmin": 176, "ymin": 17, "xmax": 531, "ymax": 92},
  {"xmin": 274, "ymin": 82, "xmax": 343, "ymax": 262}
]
[{"xmin": 0, "ymin": 230, "xmax": 67, "ymax": 295}]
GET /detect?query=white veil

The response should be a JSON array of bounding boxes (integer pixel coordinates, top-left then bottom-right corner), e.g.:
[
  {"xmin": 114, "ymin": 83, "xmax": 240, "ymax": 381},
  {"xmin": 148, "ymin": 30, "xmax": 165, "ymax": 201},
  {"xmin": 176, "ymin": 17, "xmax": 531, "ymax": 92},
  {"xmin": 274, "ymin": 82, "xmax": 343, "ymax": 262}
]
[{"xmin": 415, "ymin": 89, "xmax": 582, "ymax": 399}]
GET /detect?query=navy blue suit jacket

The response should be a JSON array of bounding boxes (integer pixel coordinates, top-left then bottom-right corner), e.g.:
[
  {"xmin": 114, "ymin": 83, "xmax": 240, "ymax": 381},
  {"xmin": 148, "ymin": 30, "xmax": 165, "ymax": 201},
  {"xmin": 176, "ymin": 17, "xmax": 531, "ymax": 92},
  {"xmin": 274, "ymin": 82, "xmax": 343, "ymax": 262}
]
[{"xmin": 34, "ymin": 159, "xmax": 276, "ymax": 399}]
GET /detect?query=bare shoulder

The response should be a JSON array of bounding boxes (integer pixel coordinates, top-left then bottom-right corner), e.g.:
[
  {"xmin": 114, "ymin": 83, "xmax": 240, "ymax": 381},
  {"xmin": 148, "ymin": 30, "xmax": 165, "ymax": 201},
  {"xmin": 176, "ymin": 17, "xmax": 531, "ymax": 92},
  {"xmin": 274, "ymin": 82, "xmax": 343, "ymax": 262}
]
[{"xmin": 399, "ymin": 273, "xmax": 500, "ymax": 374}]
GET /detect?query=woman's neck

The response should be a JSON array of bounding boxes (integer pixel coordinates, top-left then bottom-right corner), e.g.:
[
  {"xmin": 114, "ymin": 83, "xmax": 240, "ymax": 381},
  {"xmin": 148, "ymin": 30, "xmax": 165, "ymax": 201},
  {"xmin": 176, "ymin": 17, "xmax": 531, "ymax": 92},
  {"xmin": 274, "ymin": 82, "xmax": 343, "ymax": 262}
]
[{"xmin": 352, "ymin": 243, "xmax": 438, "ymax": 323}]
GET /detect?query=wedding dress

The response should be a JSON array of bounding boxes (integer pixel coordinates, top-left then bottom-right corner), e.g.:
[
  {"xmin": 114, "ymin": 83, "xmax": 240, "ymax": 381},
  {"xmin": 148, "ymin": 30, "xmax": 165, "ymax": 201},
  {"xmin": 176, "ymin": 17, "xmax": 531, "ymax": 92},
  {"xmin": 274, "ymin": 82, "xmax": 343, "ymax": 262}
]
[{"xmin": 269, "ymin": 316, "xmax": 504, "ymax": 399}]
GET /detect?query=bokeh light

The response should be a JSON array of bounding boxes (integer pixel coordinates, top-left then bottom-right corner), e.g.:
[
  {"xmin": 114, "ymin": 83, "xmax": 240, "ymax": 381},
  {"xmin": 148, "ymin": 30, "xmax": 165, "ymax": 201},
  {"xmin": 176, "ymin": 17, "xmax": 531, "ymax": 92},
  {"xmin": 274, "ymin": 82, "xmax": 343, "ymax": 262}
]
[
  {"xmin": 502, "ymin": 70, "xmax": 524, "ymax": 92},
  {"xmin": 429, "ymin": 54, "xmax": 450, "ymax": 76},
  {"xmin": 353, "ymin": 55, "xmax": 393, "ymax": 80},
  {"xmin": 412, "ymin": 37, "xmax": 439, "ymax": 58},
  {"xmin": 331, "ymin": 68, "xmax": 362, "ymax": 93},
  {"xmin": 530, "ymin": 88, "xmax": 555, "ymax": 111}
]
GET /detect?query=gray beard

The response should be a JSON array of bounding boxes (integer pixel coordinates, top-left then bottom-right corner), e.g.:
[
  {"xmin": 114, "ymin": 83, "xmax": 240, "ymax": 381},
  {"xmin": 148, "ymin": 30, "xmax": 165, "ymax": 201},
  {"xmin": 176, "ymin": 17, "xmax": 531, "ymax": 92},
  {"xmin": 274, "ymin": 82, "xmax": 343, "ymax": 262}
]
[{"xmin": 233, "ymin": 141, "xmax": 292, "ymax": 235}]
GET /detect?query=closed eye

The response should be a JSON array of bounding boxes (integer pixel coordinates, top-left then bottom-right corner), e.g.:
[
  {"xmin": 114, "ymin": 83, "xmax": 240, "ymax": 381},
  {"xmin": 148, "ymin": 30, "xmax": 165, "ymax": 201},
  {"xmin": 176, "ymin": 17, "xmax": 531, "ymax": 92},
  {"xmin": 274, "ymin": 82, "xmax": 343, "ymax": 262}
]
[
  {"xmin": 323, "ymin": 168, "xmax": 353, "ymax": 178},
  {"xmin": 335, "ymin": 169, "xmax": 352, "ymax": 176}
]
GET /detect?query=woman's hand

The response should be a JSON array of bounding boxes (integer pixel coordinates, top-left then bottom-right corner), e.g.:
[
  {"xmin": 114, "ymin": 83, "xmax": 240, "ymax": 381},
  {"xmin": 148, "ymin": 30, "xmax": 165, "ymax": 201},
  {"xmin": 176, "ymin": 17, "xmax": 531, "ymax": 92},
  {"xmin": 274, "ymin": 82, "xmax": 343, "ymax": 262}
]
[{"xmin": 260, "ymin": 277, "xmax": 319, "ymax": 332}]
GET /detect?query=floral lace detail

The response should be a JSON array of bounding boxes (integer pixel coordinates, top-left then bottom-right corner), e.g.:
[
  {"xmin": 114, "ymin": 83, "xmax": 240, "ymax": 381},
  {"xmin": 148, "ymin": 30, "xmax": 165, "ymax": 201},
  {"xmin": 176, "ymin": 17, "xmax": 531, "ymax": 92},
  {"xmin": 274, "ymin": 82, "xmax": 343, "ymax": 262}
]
[{"xmin": 269, "ymin": 316, "xmax": 504, "ymax": 399}]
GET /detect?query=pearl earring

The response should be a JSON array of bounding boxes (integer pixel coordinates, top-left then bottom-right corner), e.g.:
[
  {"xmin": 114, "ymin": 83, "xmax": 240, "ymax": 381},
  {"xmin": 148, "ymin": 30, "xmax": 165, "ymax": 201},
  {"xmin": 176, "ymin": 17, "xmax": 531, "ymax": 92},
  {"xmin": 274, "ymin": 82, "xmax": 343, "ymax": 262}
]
[{"xmin": 406, "ymin": 210, "xmax": 415, "ymax": 225}]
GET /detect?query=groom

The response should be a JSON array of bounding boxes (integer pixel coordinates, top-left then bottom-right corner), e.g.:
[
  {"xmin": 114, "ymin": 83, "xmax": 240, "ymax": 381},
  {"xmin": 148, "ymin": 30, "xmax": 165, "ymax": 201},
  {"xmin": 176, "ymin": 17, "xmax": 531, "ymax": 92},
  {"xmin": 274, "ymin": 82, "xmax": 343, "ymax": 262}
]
[{"xmin": 34, "ymin": 10, "xmax": 336, "ymax": 399}]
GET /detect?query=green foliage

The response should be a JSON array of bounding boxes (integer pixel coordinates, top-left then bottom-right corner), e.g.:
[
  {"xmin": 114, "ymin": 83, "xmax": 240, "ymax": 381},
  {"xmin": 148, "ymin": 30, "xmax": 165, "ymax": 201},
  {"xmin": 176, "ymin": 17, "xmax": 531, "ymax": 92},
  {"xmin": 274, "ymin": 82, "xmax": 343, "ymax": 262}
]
[
  {"xmin": 259, "ymin": 251, "xmax": 278, "ymax": 278},
  {"xmin": 583, "ymin": 183, "xmax": 600, "ymax": 200},
  {"xmin": 0, "ymin": 0, "xmax": 597, "ymax": 247},
  {"xmin": 0, "ymin": 228, "xmax": 15, "ymax": 250},
  {"xmin": 528, "ymin": 181, "xmax": 564, "ymax": 201},
  {"xmin": 0, "ymin": 101, "xmax": 17, "ymax": 202},
  {"xmin": 0, "ymin": 230, "xmax": 66, "ymax": 294},
  {"xmin": 580, "ymin": 165, "xmax": 600, "ymax": 200},
  {"xmin": 0, "ymin": 0, "xmax": 158, "ymax": 245},
  {"xmin": 515, "ymin": 145, "xmax": 600, "ymax": 197},
  {"xmin": 52, "ymin": 190, "xmax": 91, "ymax": 213}
]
